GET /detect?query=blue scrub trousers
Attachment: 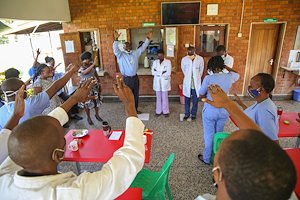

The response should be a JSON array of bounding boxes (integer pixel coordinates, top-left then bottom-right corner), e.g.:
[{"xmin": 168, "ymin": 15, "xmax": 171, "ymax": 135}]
[
  {"xmin": 202, "ymin": 106, "xmax": 228, "ymax": 163},
  {"xmin": 184, "ymin": 89, "xmax": 198, "ymax": 117}
]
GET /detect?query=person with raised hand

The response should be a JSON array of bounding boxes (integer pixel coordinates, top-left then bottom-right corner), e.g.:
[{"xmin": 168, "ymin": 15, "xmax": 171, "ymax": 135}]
[
  {"xmin": 0, "ymin": 76, "xmax": 146, "ymax": 200},
  {"xmin": 0, "ymin": 78, "xmax": 95, "ymax": 163},
  {"xmin": 0, "ymin": 64, "xmax": 80, "ymax": 129},
  {"xmin": 196, "ymin": 84, "xmax": 297, "ymax": 200}
]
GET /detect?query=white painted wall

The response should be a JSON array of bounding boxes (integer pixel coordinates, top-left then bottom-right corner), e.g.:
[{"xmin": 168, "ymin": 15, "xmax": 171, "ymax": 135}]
[{"xmin": 0, "ymin": 0, "xmax": 71, "ymax": 22}]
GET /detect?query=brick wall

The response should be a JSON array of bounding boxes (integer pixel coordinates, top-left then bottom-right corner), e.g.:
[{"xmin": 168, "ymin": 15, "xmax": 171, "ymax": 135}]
[{"xmin": 63, "ymin": 0, "xmax": 300, "ymax": 96}]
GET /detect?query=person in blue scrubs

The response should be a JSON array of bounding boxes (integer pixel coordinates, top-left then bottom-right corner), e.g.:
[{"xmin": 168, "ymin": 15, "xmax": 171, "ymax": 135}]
[
  {"xmin": 198, "ymin": 56, "xmax": 240, "ymax": 165},
  {"xmin": 234, "ymin": 73, "xmax": 279, "ymax": 142}
]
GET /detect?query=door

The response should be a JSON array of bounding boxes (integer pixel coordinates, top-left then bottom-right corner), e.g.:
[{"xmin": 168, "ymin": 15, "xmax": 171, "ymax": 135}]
[
  {"xmin": 60, "ymin": 32, "xmax": 82, "ymax": 85},
  {"xmin": 244, "ymin": 24, "xmax": 280, "ymax": 94}
]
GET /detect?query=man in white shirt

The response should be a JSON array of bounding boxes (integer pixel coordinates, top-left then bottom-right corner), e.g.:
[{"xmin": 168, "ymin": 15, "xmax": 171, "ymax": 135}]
[
  {"xmin": 196, "ymin": 85, "xmax": 297, "ymax": 200},
  {"xmin": 0, "ymin": 77, "xmax": 146, "ymax": 200},
  {"xmin": 216, "ymin": 45, "xmax": 234, "ymax": 69}
]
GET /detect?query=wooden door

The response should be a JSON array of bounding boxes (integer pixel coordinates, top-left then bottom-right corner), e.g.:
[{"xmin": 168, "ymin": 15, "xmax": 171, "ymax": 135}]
[
  {"xmin": 60, "ymin": 32, "xmax": 82, "ymax": 86},
  {"xmin": 244, "ymin": 24, "xmax": 280, "ymax": 93}
]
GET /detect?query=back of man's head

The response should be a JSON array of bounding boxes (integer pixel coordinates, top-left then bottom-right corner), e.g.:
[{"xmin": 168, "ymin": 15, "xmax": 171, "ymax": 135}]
[
  {"xmin": 218, "ymin": 129, "xmax": 296, "ymax": 200},
  {"xmin": 1, "ymin": 78, "xmax": 24, "ymax": 92},
  {"xmin": 8, "ymin": 116, "xmax": 64, "ymax": 172}
]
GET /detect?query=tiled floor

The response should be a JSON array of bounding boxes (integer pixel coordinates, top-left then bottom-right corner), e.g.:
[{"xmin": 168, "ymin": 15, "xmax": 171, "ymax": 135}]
[{"xmin": 59, "ymin": 99, "xmax": 300, "ymax": 200}]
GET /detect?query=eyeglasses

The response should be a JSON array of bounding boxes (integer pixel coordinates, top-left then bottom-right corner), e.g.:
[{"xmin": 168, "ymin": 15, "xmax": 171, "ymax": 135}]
[{"xmin": 212, "ymin": 166, "xmax": 223, "ymax": 187}]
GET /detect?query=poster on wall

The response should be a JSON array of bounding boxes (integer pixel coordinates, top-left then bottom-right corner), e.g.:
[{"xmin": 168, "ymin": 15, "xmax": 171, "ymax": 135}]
[
  {"xmin": 65, "ymin": 40, "xmax": 75, "ymax": 53},
  {"xmin": 167, "ymin": 45, "xmax": 174, "ymax": 57},
  {"xmin": 166, "ymin": 27, "xmax": 176, "ymax": 46}
]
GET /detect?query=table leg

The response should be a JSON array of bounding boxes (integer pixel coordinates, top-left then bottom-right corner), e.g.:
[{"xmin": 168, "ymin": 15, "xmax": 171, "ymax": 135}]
[
  {"xmin": 75, "ymin": 162, "xmax": 81, "ymax": 175},
  {"xmin": 296, "ymin": 136, "xmax": 300, "ymax": 148}
]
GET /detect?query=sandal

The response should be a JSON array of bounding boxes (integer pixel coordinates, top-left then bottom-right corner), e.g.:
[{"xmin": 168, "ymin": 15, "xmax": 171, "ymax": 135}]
[{"xmin": 198, "ymin": 154, "xmax": 210, "ymax": 165}]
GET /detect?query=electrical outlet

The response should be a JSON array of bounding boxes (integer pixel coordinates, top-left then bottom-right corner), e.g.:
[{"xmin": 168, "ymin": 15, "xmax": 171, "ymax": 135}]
[
  {"xmin": 185, "ymin": 43, "xmax": 190, "ymax": 48},
  {"xmin": 237, "ymin": 33, "xmax": 242, "ymax": 38}
]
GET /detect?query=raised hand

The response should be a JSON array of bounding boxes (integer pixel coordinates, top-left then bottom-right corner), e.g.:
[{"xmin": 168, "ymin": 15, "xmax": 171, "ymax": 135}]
[
  {"xmin": 113, "ymin": 75, "xmax": 136, "ymax": 117},
  {"xmin": 67, "ymin": 63, "xmax": 80, "ymax": 72},
  {"xmin": 72, "ymin": 78, "xmax": 96, "ymax": 103},
  {"xmin": 14, "ymin": 85, "xmax": 25, "ymax": 118},
  {"xmin": 147, "ymin": 31, "xmax": 153, "ymax": 40},
  {"xmin": 201, "ymin": 84, "xmax": 231, "ymax": 108},
  {"xmin": 114, "ymin": 31, "xmax": 121, "ymax": 41},
  {"xmin": 36, "ymin": 48, "xmax": 41, "ymax": 56},
  {"xmin": 93, "ymin": 56, "xmax": 98, "ymax": 65}
]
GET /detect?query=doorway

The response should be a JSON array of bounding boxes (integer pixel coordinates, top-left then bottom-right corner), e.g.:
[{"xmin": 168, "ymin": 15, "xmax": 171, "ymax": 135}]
[{"xmin": 243, "ymin": 23, "xmax": 286, "ymax": 95}]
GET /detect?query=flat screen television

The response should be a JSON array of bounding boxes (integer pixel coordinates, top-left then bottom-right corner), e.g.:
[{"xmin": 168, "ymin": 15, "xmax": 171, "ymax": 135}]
[{"xmin": 161, "ymin": 1, "xmax": 201, "ymax": 26}]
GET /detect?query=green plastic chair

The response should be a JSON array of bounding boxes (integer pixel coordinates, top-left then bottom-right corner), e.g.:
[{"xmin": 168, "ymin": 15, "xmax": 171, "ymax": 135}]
[
  {"xmin": 211, "ymin": 132, "xmax": 230, "ymax": 162},
  {"xmin": 130, "ymin": 153, "xmax": 175, "ymax": 200}
]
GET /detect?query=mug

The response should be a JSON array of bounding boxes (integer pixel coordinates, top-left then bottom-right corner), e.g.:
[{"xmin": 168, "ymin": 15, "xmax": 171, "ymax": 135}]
[
  {"xmin": 102, "ymin": 121, "xmax": 111, "ymax": 137},
  {"xmin": 68, "ymin": 140, "xmax": 79, "ymax": 151}
]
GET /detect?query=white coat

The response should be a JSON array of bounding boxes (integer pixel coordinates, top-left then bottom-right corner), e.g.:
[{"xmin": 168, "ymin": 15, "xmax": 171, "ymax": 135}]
[
  {"xmin": 181, "ymin": 55, "xmax": 204, "ymax": 97},
  {"xmin": 151, "ymin": 58, "xmax": 171, "ymax": 92}
]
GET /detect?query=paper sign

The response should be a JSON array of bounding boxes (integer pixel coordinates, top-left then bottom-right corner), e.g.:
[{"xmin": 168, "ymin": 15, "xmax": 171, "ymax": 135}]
[
  {"xmin": 109, "ymin": 131, "xmax": 123, "ymax": 140},
  {"xmin": 166, "ymin": 27, "xmax": 176, "ymax": 46},
  {"xmin": 117, "ymin": 29, "xmax": 127, "ymax": 42},
  {"xmin": 65, "ymin": 40, "xmax": 75, "ymax": 53},
  {"xmin": 138, "ymin": 113, "xmax": 150, "ymax": 121},
  {"xmin": 167, "ymin": 45, "xmax": 174, "ymax": 57}
]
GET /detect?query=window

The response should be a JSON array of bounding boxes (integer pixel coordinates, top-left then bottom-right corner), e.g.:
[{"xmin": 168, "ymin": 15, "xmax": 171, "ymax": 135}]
[{"xmin": 195, "ymin": 25, "xmax": 227, "ymax": 57}]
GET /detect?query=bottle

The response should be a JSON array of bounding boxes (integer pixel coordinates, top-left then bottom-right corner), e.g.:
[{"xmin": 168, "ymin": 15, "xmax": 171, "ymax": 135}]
[{"xmin": 144, "ymin": 56, "xmax": 149, "ymax": 68}]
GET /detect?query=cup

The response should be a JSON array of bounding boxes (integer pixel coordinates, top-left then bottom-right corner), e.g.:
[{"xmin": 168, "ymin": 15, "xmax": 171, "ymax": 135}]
[
  {"xmin": 102, "ymin": 121, "xmax": 111, "ymax": 137},
  {"xmin": 68, "ymin": 140, "xmax": 79, "ymax": 151},
  {"xmin": 277, "ymin": 106, "xmax": 283, "ymax": 119}
]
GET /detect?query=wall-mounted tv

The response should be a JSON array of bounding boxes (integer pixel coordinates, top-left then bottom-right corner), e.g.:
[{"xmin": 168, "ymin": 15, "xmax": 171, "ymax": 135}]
[{"xmin": 161, "ymin": 1, "xmax": 201, "ymax": 26}]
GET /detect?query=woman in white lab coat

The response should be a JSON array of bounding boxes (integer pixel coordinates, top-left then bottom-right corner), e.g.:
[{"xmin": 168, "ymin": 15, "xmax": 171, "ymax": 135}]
[
  {"xmin": 181, "ymin": 46, "xmax": 204, "ymax": 120},
  {"xmin": 152, "ymin": 50, "xmax": 171, "ymax": 117}
]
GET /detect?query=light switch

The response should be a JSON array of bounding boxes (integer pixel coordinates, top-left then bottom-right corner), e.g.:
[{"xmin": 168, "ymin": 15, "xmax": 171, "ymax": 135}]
[{"xmin": 207, "ymin": 4, "xmax": 218, "ymax": 16}]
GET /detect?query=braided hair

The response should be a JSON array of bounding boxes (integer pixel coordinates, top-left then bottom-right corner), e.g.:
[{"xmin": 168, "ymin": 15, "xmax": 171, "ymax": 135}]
[{"xmin": 207, "ymin": 56, "xmax": 225, "ymax": 73}]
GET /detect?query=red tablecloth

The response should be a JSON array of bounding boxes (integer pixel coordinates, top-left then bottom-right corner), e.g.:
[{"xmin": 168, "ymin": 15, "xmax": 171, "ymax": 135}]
[
  {"xmin": 64, "ymin": 130, "xmax": 152, "ymax": 163},
  {"xmin": 278, "ymin": 112, "xmax": 300, "ymax": 137},
  {"xmin": 285, "ymin": 148, "xmax": 300, "ymax": 198},
  {"xmin": 115, "ymin": 188, "xmax": 142, "ymax": 200}
]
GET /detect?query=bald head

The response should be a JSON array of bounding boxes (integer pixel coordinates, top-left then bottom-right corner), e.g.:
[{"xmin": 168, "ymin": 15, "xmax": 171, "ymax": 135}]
[
  {"xmin": 8, "ymin": 116, "xmax": 65, "ymax": 174},
  {"xmin": 1, "ymin": 78, "xmax": 24, "ymax": 92},
  {"xmin": 216, "ymin": 129, "xmax": 296, "ymax": 200}
]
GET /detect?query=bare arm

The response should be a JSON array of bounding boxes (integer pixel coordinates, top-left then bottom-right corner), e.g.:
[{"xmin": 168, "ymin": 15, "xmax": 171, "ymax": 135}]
[
  {"xmin": 224, "ymin": 65, "xmax": 238, "ymax": 74},
  {"xmin": 203, "ymin": 84, "xmax": 260, "ymax": 131},
  {"xmin": 32, "ymin": 49, "xmax": 40, "ymax": 67},
  {"xmin": 45, "ymin": 64, "xmax": 79, "ymax": 99},
  {"xmin": 233, "ymin": 93, "xmax": 248, "ymax": 110}
]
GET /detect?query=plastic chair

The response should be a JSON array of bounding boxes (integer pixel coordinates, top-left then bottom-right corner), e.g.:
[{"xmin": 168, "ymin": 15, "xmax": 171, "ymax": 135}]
[
  {"xmin": 211, "ymin": 132, "xmax": 230, "ymax": 162},
  {"xmin": 130, "ymin": 153, "xmax": 175, "ymax": 200}
]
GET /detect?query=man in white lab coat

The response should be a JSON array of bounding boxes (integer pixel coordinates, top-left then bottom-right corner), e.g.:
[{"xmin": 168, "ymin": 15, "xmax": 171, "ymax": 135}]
[
  {"xmin": 0, "ymin": 77, "xmax": 146, "ymax": 200},
  {"xmin": 152, "ymin": 49, "xmax": 171, "ymax": 117},
  {"xmin": 216, "ymin": 45, "xmax": 234, "ymax": 69},
  {"xmin": 181, "ymin": 46, "xmax": 204, "ymax": 120}
]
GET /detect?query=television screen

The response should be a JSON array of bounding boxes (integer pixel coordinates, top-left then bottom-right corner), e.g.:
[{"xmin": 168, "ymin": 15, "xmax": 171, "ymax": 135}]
[{"xmin": 161, "ymin": 1, "xmax": 201, "ymax": 26}]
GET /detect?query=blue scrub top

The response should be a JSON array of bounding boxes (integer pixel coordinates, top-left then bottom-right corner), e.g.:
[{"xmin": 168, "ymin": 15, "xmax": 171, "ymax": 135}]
[
  {"xmin": 244, "ymin": 98, "xmax": 279, "ymax": 141},
  {"xmin": 0, "ymin": 91, "xmax": 50, "ymax": 129},
  {"xmin": 199, "ymin": 72, "xmax": 240, "ymax": 112}
]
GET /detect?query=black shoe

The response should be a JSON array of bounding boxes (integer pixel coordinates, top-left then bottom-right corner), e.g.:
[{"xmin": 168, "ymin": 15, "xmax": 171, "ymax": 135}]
[
  {"xmin": 164, "ymin": 114, "xmax": 169, "ymax": 117},
  {"xmin": 137, "ymin": 110, "xmax": 142, "ymax": 114},
  {"xmin": 197, "ymin": 154, "xmax": 210, "ymax": 165},
  {"xmin": 155, "ymin": 113, "xmax": 162, "ymax": 117},
  {"xmin": 183, "ymin": 115, "xmax": 190, "ymax": 120},
  {"xmin": 70, "ymin": 114, "xmax": 83, "ymax": 120},
  {"xmin": 191, "ymin": 116, "xmax": 196, "ymax": 120}
]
